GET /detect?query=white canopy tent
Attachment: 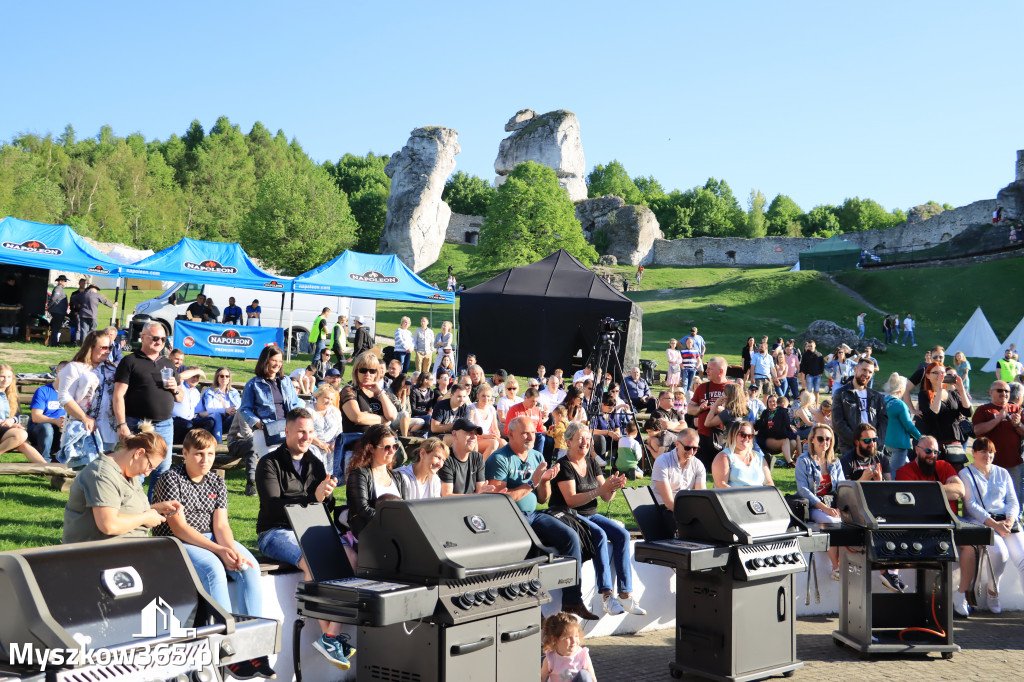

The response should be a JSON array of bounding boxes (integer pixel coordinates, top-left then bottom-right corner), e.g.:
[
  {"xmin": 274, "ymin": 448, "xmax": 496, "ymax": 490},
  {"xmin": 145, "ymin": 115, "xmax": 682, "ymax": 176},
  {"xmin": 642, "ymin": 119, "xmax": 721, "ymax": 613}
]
[
  {"xmin": 982, "ymin": 315, "xmax": 1024, "ymax": 372},
  {"xmin": 946, "ymin": 307, "xmax": 1002, "ymax": 359}
]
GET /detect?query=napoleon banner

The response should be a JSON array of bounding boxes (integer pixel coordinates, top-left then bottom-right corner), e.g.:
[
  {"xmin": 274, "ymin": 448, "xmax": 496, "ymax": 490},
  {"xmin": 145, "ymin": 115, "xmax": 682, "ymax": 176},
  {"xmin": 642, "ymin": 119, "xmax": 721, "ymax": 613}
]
[{"xmin": 173, "ymin": 321, "xmax": 283, "ymax": 360}]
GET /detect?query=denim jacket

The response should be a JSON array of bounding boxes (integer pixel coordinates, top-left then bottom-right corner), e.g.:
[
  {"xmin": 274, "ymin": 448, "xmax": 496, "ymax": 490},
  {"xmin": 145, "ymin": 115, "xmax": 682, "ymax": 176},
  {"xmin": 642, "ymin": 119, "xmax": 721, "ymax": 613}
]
[
  {"xmin": 795, "ymin": 453, "xmax": 846, "ymax": 508},
  {"xmin": 240, "ymin": 376, "xmax": 303, "ymax": 428}
]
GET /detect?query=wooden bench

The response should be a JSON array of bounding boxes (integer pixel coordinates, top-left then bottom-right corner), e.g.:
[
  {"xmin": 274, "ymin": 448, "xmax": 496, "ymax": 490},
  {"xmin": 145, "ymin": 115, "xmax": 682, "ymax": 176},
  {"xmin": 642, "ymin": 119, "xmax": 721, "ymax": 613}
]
[{"xmin": 0, "ymin": 462, "xmax": 77, "ymax": 491}]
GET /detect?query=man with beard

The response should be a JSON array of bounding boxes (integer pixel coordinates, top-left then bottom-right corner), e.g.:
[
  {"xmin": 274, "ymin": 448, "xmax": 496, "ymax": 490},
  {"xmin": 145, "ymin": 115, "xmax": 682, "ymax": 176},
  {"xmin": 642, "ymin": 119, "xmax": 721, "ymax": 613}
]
[
  {"xmin": 833, "ymin": 357, "xmax": 887, "ymax": 454},
  {"xmin": 687, "ymin": 357, "xmax": 729, "ymax": 470},
  {"xmin": 972, "ymin": 380, "xmax": 1024, "ymax": 508},
  {"xmin": 896, "ymin": 435, "xmax": 965, "ymax": 515},
  {"xmin": 799, "ymin": 340, "xmax": 825, "ymax": 396},
  {"xmin": 839, "ymin": 424, "xmax": 891, "ymax": 482}
]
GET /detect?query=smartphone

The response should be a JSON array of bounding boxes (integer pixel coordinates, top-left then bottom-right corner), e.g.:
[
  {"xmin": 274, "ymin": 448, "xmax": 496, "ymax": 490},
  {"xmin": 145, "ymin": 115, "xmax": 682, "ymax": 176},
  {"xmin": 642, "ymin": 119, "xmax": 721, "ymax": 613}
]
[{"xmin": 942, "ymin": 375, "xmax": 956, "ymax": 385}]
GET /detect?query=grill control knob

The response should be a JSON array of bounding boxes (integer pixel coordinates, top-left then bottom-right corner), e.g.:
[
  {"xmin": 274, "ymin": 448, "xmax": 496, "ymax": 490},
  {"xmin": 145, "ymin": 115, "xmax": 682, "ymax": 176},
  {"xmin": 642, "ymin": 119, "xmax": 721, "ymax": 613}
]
[
  {"xmin": 774, "ymin": 555, "xmax": 787, "ymax": 566},
  {"xmin": 883, "ymin": 541, "xmax": 896, "ymax": 554},
  {"xmin": 520, "ymin": 581, "xmax": 532, "ymax": 594},
  {"xmin": 746, "ymin": 559, "xmax": 758, "ymax": 571},
  {"xmin": 910, "ymin": 542, "xmax": 923, "ymax": 555},
  {"xmin": 938, "ymin": 541, "xmax": 950, "ymax": 553},
  {"xmin": 753, "ymin": 557, "xmax": 765, "ymax": 568},
  {"xmin": 763, "ymin": 556, "xmax": 775, "ymax": 567},
  {"xmin": 462, "ymin": 592, "xmax": 477, "ymax": 608},
  {"xmin": 530, "ymin": 579, "xmax": 543, "ymax": 594},
  {"xmin": 899, "ymin": 543, "xmax": 909, "ymax": 552},
  {"xmin": 789, "ymin": 553, "xmax": 801, "ymax": 564},
  {"xmin": 485, "ymin": 587, "xmax": 499, "ymax": 604},
  {"xmin": 192, "ymin": 671, "xmax": 215, "ymax": 682},
  {"xmin": 505, "ymin": 583, "xmax": 520, "ymax": 599},
  {"xmin": 476, "ymin": 590, "xmax": 488, "ymax": 603}
]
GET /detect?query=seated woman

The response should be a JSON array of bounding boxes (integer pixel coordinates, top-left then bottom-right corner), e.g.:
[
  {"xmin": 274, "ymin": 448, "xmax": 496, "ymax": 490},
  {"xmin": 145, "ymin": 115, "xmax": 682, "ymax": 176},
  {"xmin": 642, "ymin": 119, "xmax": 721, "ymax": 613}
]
[
  {"xmin": 409, "ymin": 372, "xmax": 435, "ymax": 433},
  {"xmin": 754, "ymin": 393, "xmax": 796, "ymax": 466},
  {"xmin": 397, "ymin": 437, "xmax": 448, "ymax": 499},
  {"xmin": 956, "ymin": 436, "xmax": 1024, "ymax": 616},
  {"xmin": 712, "ymin": 422, "xmax": 774, "ymax": 488},
  {"xmin": 387, "ymin": 373, "xmax": 418, "ymax": 437},
  {"xmin": 794, "ymin": 423, "xmax": 844, "ymax": 579},
  {"xmin": 590, "ymin": 395, "xmax": 624, "ymax": 463},
  {"xmin": 704, "ymin": 383, "xmax": 750, "ymax": 433},
  {"xmin": 792, "ymin": 390, "xmax": 817, "ymax": 451},
  {"xmin": 883, "ymin": 373, "xmax": 921, "ymax": 473},
  {"xmin": 652, "ymin": 428, "xmax": 707, "ymax": 530},
  {"xmin": 345, "ymin": 424, "xmax": 408, "ymax": 538},
  {"xmin": 200, "ymin": 367, "xmax": 240, "ymax": 443},
  {"xmin": 0, "ymin": 363, "xmax": 45, "ymax": 463},
  {"xmin": 62, "ymin": 422, "xmax": 182, "ymax": 543},
  {"xmin": 550, "ymin": 422, "xmax": 647, "ymax": 617},
  {"xmin": 337, "ymin": 353, "xmax": 398, "ymax": 480},
  {"xmin": 308, "ymin": 384, "xmax": 344, "ymax": 475},
  {"xmin": 470, "ymin": 384, "xmax": 505, "ymax": 458},
  {"xmin": 152, "ymin": 428, "xmax": 272, "ymax": 679},
  {"xmin": 239, "ymin": 345, "xmax": 304, "ymax": 462}
]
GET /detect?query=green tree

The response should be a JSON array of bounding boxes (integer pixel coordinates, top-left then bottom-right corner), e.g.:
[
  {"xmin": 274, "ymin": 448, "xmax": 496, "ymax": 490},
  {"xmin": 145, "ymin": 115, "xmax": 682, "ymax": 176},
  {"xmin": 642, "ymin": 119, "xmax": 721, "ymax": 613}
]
[
  {"xmin": 634, "ymin": 175, "xmax": 666, "ymax": 206},
  {"xmin": 241, "ymin": 167, "xmax": 357, "ymax": 274},
  {"xmin": 477, "ymin": 161, "xmax": 596, "ymax": 268},
  {"xmin": 765, "ymin": 194, "xmax": 804, "ymax": 237},
  {"xmin": 746, "ymin": 189, "xmax": 767, "ymax": 238},
  {"xmin": 801, "ymin": 205, "xmax": 841, "ymax": 237},
  {"xmin": 836, "ymin": 197, "xmax": 904, "ymax": 233},
  {"xmin": 442, "ymin": 170, "xmax": 495, "ymax": 215},
  {"xmin": 587, "ymin": 160, "xmax": 642, "ymax": 204},
  {"xmin": 187, "ymin": 116, "xmax": 256, "ymax": 242},
  {"xmin": 324, "ymin": 152, "xmax": 390, "ymax": 252}
]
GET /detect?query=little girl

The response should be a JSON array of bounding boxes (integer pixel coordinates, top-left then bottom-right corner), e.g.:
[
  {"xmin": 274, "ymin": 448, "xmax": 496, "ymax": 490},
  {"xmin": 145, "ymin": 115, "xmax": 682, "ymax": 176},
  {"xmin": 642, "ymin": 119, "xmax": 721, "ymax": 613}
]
[
  {"xmin": 549, "ymin": 405, "xmax": 569, "ymax": 460},
  {"xmin": 541, "ymin": 612, "xmax": 596, "ymax": 682}
]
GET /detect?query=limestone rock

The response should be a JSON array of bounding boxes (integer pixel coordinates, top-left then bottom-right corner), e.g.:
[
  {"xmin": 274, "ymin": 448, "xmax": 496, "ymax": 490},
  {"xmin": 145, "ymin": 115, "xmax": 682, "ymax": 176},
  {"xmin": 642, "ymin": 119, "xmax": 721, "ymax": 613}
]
[
  {"xmin": 575, "ymin": 195, "xmax": 626, "ymax": 233},
  {"xmin": 494, "ymin": 109, "xmax": 586, "ymax": 201},
  {"xmin": 592, "ymin": 205, "xmax": 663, "ymax": 266},
  {"xmin": 597, "ymin": 254, "xmax": 618, "ymax": 266},
  {"xmin": 380, "ymin": 127, "xmax": 460, "ymax": 272},
  {"xmin": 796, "ymin": 320, "xmax": 887, "ymax": 354},
  {"xmin": 505, "ymin": 109, "xmax": 537, "ymax": 132}
]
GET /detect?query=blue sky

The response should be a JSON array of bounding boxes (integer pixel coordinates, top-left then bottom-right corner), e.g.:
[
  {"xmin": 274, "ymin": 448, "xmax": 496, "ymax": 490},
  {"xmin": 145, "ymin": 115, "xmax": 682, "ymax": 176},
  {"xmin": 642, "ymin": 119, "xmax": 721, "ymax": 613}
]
[{"xmin": 5, "ymin": 1, "xmax": 1021, "ymax": 214}]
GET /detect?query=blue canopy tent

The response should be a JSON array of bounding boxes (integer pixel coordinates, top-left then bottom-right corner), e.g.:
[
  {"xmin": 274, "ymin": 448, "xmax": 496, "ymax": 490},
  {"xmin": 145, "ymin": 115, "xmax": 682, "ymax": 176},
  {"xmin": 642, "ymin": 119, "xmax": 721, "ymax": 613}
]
[
  {"xmin": 112, "ymin": 237, "xmax": 291, "ymax": 337},
  {"xmin": 291, "ymin": 251, "xmax": 455, "ymax": 362},
  {"xmin": 0, "ymin": 217, "xmax": 126, "ymax": 326}
]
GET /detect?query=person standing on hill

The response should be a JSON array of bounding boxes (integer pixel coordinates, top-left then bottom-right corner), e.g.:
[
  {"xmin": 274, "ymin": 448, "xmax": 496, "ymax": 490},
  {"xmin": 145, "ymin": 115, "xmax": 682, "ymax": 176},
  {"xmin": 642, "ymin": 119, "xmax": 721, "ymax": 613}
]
[
  {"xmin": 800, "ymin": 340, "xmax": 825, "ymax": 395},
  {"xmin": 902, "ymin": 313, "xmax": 916, "ymax": 347},
  {"xmin": 856, "ymin": 312, "xmax": 866, "ymax": 340}
]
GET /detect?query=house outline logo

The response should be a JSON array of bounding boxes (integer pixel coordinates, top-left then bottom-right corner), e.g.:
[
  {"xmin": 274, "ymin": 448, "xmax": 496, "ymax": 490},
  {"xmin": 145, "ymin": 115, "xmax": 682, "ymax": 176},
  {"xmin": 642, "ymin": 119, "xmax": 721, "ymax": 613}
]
[{"xmin": 133, "ymin": 597, "xmax": 196, "ymax": 638}]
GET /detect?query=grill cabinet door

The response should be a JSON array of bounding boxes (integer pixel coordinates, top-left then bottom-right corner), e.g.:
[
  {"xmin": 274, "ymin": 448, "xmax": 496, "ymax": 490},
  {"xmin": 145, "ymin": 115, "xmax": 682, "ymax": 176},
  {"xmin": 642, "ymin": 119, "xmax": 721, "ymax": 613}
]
[
  {"xmin": 442, "ymin": 618, "xmax": 497, "ymax": 681},
  {"xmin": 496, "ymin": 607, "xmax": 543, "ymax": 682}
]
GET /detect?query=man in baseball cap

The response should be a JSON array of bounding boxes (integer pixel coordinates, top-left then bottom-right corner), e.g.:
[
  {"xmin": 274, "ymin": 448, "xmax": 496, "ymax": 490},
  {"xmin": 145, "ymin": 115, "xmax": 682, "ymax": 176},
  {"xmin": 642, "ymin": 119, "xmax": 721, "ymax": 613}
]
[{"xmin": 439, "ymin": 419, "xmax": 493, "ymax": 496}]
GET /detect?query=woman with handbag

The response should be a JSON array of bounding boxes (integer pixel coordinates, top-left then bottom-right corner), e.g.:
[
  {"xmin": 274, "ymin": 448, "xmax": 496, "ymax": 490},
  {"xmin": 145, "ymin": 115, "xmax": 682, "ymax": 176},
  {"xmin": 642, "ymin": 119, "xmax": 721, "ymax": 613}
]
[
  {"xmin": 239, "ymin": 345, "xmax": 304, "ymax": 461},
  {"xmin": 955, "ymin": 436, "xmax": 1024, "ymax": 616},
  {"xmin": 918, "ymin": 361, "xmax": 972, "ymax": 471},
  {"xmin": 794, "ymin": 423, "xmax": 845, "ymax": 579}
]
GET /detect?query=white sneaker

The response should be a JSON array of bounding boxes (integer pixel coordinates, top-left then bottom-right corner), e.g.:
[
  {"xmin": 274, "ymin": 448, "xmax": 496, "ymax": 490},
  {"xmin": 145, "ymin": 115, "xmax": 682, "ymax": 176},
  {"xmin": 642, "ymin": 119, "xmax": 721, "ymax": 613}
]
[
  {"xmin": 602, "ymin": 593, "xmax": 624, "ymax": 615},
  {"xmin": 952, "ymin": 590, "xmax": 970, "ymax": 617},
  {"xmin": 831, "ymin": 568, "xmax": 841, "ymax": 582},
  {"xmin": 617, "ymin": 595, "xmax": 647, "ymax": 616},
  {"xmin": 594, "ymin": 455, "xmax": 607, "ymax": 467},
  {"xmin": 988, "ymin": 592, "xmax": 1002, "ymax": 614},
  {"xmin": 634, "ymin": 468, "xmax": 645, "ymax": 479}
]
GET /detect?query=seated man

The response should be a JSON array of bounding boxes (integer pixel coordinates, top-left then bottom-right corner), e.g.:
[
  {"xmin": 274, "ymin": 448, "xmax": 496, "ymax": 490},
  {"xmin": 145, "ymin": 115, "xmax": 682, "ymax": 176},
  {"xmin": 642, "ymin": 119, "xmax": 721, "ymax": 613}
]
[
  {"xmin": 256, "ymin": 408, "xmax": 354, "ymax": 669},
  {"xmin": 289, "ymin": 365, "xmax": 316, "ymax": 395},
  {"xmin": 430, "ymin": 385, "xmax": 471, "ymax": 446},
  {"xmin": 185, "ymin": 293, "xmax": 210, "ymax": 322},
  {"xmin": 651, "ymin": 428, "xmax": 706, "ymax": 531},
  {"xmin": 28, "ymin": 361, "xmax": 68, "ymax": 458},
  {"xmin": 623, "ymin": 366, "xmax": 656, "ymax": 414},
  {"xmin": 222, "ymin": 297, "xmax": 243, "ymax": 325},
  {"xmin": 312, "ymin": 349, "xmax": 334, "ymax": 382},
  {"xmin": 171, "ymin": 368, "xmax": 216, "ymax": 444}
]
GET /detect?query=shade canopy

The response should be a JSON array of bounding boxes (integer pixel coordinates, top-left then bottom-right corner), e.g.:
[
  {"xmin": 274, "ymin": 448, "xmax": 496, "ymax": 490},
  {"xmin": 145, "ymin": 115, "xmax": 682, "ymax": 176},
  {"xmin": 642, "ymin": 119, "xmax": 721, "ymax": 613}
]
[
  {"xmin": 946, "ymin": 307, "xmax": 1002, "ymax": 359},
  {"xmin": 799, "ymin": 235, "xmax": 862, "ymax": 271},
  {"xmin": 0, "ymin": 217, "xmax": 123, "ymax": 277},
  {"xmin": 457, "ymin": 249, "xmax": 642, "ymax": 377},
  {"xmin": 115, "ymin": 238, "xmax": 288, "ymax": 292},
  {"xmin": 982, "ymin": 315, "xmax": 1024, "ymax": 372},
  {"xmin": 291, "ymin": 250, "xmax": 454, "ymax": 304}
]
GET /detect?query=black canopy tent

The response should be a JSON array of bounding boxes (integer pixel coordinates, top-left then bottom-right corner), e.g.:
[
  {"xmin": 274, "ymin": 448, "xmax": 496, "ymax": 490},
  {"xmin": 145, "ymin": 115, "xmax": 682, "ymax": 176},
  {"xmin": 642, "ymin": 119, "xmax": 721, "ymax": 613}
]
[{"xmin": 457, "ymin": 250, "xmax": 643, "ymax": 378}]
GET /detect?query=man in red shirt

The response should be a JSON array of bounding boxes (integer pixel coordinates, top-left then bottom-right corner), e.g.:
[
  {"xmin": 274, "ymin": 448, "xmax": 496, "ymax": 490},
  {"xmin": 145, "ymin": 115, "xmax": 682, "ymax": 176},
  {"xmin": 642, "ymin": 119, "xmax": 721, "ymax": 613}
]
[
  {"xmin": 505, "ymin": 387, "xmax": 550, "ymax": 461},
  {"xmin": 686, "ymin": 357, "xmax": 729, "ymax": 470},
  {"xmin": 895, "ymin": 436, "xmax": 965, "ymax": 515},
  {"xmin": 972, "ymin": 380, "xmax": 1024, "ymax": 505}
]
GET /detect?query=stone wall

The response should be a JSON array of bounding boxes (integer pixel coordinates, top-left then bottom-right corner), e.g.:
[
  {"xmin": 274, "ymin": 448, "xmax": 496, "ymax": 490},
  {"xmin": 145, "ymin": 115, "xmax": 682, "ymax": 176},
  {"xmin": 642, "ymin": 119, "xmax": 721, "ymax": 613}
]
[{"xmin": 445, "ymin": 212, "xmax": 484, "ymax": 245}]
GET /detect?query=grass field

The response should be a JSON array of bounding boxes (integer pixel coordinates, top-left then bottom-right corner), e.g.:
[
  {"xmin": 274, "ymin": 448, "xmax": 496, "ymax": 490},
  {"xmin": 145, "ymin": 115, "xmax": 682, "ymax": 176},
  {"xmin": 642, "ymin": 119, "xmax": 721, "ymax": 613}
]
[{"xmin": 0, "ymin": 247, "xmax": 1020, "ymax": 552}]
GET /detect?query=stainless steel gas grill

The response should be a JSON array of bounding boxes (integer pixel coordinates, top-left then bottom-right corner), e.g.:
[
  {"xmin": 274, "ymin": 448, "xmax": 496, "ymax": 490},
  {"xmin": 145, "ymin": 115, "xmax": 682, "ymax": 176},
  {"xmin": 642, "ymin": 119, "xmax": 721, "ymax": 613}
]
[
  {"xmin": 294, "ymin": 494, "xmax": 577, "ymax": 682},
  {"xmin": 830, "ymin": 481, "xmax": 992, "ymax": 658},
  {"xmin": 634, "ymin": 487, "xmax": 827, "ymax": 682},
  {"xmin": 0, "ymin": 537, "xmax": 280, "ymax": 682}
]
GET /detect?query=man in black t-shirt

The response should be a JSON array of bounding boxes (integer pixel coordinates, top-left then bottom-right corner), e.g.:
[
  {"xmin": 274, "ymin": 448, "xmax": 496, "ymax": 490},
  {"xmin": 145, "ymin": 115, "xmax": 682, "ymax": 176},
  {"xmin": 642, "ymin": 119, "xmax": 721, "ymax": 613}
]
[
  {"xmin": 651, "ymin": 391, "xmax": 685, "ymax": 434},
  {"xmin": 431, "ymin": 386, "xmax": 471, "ymax": 437},
  {"xmin": 186, "ymin": 293, "xmax": 210, "ymax": 322},
  {"xmin": 112, "ymin": 321, "xmax": 183, "ymax": 497},
  {"xmin": 840, "ymin": 424, "xmax": 891, "ymax": 481},
  {"xmin": 439, "ymin": 419, "xmax": 493, "ymax": 495}
]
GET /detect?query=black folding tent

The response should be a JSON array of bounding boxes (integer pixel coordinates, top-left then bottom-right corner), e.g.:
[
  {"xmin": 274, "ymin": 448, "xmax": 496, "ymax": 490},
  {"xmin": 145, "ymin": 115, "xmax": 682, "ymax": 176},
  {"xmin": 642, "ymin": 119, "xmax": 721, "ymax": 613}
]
[{"xmin": 457, "ymin": 250, "xmax": 643, "ymax": 378}]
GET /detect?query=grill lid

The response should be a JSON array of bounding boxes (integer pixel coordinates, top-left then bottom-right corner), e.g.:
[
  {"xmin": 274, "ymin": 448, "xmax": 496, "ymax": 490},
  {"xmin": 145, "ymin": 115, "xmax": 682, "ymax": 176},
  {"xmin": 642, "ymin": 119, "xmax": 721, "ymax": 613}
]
[
  {"xmin": 357, "ymin": 494, "xmax": 552, "ymax": 583},
  {"xmin": 673, "ymin": 487, "xmax": 801, "ymax": 545},
  {"xmin": 836, "ymin": 481, "xmax": 963, "ymax": 529}
]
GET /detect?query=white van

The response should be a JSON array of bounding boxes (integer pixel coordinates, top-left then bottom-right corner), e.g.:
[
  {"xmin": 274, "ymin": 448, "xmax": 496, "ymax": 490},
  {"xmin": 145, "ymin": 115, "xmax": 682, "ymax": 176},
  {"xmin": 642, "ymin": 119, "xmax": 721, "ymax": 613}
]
[{"xmin": 132, "ymin": 282, "xmax": 376, "ymax": 352}]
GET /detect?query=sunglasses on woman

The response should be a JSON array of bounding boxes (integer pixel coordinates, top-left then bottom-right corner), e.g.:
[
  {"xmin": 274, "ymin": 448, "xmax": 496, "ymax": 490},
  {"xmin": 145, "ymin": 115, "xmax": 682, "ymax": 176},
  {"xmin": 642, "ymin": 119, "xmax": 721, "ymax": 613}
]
[
  {"xmin": 358, "ymin": 368, "xmax": 377, "ymax": 375},
  {"xmin": 814, "ymin": 435, "xmax": 833, "ymax": 443}
]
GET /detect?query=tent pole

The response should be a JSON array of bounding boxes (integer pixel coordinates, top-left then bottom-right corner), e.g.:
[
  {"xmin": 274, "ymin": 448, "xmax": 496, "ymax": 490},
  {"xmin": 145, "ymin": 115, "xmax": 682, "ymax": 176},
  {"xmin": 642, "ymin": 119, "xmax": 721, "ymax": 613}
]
[
  {"xmin": 286, "ymin": 293, "xmax": 295, "ymax": 363},
  {"xmin": 119, "ymin": 279, "xmax": 128, "ymax": 328},
  {"xmin": 111, "ymin": 279, "xmax": 120, "ymax": 327}
]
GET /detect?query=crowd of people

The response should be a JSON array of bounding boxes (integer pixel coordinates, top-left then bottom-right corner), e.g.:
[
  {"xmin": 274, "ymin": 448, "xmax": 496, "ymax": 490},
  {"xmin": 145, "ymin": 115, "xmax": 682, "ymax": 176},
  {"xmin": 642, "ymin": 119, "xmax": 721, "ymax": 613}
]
[{"xmin": 6, "ymin": 307, "xmax": 1024, "ymax": 678}]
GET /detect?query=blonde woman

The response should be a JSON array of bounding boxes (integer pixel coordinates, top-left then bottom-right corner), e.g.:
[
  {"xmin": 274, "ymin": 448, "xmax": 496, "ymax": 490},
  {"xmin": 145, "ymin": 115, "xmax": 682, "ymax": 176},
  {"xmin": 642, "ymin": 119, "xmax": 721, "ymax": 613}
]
[
  {"xmin": 795, "ymin": 423, "xmax": 844, "ymax": 578},
  {"xmin": 309, "ymin": 384, "xmax": 343, "ymax": 473},
  {"xmin": 665, "ymin": 339, "xmax": 682, "ymax": 391},
  {"xmin": 793, "ymin": 390, "xmax": 817, "ymax": 451},
  {"xmin": 496, "ymin": 378, "xmax": 522, "ymax": 429},
  {"xmin": 470, "ymin": 384, "xmax": 505, "ymax": 458},
  {"xmin": 0, "ymin": 364, "xmax": 45, "ymax": 463},
  {"xmin": 712, "ymin": 422, "xmax": 773, "ymax": 488},
  {"xmin": 954, "ymin": 351, "xmax": 972, "ymax": 394},
  {"xmin": 704, "ymin": 383, "xmax": 750, "ymax": 430}
]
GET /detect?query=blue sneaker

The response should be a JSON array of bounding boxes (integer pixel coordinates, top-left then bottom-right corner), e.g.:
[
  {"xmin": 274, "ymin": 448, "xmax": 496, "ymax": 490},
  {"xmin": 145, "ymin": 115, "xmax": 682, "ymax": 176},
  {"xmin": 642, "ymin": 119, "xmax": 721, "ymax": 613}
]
[{"xmin": 314, "ymin": 634, "xmax": 353, "ymax": 670}]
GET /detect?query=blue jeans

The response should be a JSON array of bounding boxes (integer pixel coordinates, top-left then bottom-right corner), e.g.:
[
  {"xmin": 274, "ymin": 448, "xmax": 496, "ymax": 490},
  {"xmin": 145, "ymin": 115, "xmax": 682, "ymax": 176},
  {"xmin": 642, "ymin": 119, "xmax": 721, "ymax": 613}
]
[
  {"xmin": 184, "ymin": 534, "xmax": 262, "ymax": 617},
  {"xmin": 806, "ymin": 375, "xmax": 821, "ymax": 393},
  {"xmin": 858, "ymin": 325, "xmax": 865, "ymax": 340},
  {"xmin": 313, "ymin": 339, "xmax": 327, "ymax": 359},
  {"xmin": 206, "ymin": 412, "xmax": 233, "ymax": 443},
  {"xmin": 127, "ymin": 417, "xmax": 173, "ymax": 500},
  {"xmin": 78, "ymin": 317, "xmax": 97, "ymax": 344},
  {"xmin": 173, "ymin": 415, "xmax": 217, "ymax": 444},
  {"xmin": 258, "ymin": 527, "xmax": 304, "ymax": 567},
  {"xmin": 888, "ymin": 447, "xmax": 911, "ymax": 474},
  {"xmin": 334, "ymin": 432, "xmax": 364, "ymax": 480},
  {"xmin": 785, "ymin": 377, "xmax": 800, "ymax": 399},
  {"xmin": 902, "ymin": 329, "xmax": 915, "ymax": 345},
  {"xmin": 681, "ymin": 369, "xmax": 697, "ymax": 394},
  {"xmin": 393, "ymin": 350, "xmax": 410, "ymax": 374},
  {"xmin": 526, "ymin": 511, "xmax": 583, "ymax": 605},
  {"xmin": 28, "ymin": 422, "xmax": 57, "ymax": 459},
  {"xmin": 1006, "ymin": 465, "xmax": 1024, "ymax": 516},
  {"xmin": 582, "ymin": 513, "xmax": 633, "ymax": 594}
]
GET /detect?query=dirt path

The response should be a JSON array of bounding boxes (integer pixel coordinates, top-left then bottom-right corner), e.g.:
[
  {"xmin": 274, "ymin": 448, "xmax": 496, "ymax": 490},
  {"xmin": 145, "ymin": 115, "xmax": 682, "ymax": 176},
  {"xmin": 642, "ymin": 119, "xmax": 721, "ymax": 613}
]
[{"xmin": 821, "ymin": 273, "xmax": 886, "ymax": 315}]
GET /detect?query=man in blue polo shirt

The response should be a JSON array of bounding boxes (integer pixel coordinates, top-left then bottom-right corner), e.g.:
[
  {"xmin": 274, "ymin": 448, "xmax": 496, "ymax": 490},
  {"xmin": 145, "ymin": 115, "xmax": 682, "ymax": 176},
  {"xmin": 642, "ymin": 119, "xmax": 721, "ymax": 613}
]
[{"xmin": 28, "ymin": 361, "xmax": 68, "ymax": 459}]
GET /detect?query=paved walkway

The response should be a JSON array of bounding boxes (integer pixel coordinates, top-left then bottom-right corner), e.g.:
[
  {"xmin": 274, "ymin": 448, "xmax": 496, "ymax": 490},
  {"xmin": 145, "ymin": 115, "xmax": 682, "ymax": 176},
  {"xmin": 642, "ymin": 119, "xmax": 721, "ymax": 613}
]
[{"xmin": 588, "ymin": 612, "xmax": 1024, "ymax": 680}]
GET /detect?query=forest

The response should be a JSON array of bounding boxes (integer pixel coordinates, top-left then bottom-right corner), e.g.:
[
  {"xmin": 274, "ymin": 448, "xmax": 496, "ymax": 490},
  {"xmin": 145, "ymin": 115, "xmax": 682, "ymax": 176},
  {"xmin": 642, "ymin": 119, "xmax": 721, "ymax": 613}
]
[{"xmin": 0, "ymin": 119, "xmax": 948, "ymax": 273}]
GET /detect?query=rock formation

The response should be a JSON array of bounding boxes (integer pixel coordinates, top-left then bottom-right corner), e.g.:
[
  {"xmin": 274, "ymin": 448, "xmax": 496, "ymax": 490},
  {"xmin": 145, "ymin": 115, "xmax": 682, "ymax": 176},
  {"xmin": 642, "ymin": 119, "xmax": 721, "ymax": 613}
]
[
  {"xmin": 575, "ymin": 195, "xmax": 662, "ymax": 266},
  {"xmin": 796, "ymin": 320, "xmax": 886, "ymax": 354},
  {"xmin": 379, "ymin": 127, "xmax": 460, "ymax": 272},
  {"xmin": 494, "ymin": 109, "xmax": 586, "ymax": 201}
]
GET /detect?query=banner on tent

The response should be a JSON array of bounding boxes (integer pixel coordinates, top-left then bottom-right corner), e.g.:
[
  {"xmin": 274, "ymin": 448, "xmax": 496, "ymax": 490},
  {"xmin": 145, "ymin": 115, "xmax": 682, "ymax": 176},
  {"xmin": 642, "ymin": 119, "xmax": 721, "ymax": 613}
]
[{"xmin": 172, "ymin": 320, "xmax": 282, "ymax": 359}]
